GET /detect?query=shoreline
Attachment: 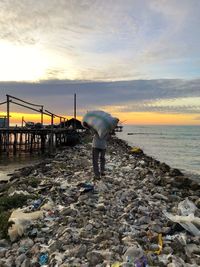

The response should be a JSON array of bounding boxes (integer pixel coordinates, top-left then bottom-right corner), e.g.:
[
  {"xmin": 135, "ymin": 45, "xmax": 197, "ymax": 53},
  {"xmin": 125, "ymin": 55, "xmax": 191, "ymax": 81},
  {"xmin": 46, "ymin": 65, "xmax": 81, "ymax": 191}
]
[
  {"xmin": 0, "ymin": 134, "xmax": 200, "ymax": 266},
  {"xmin": 0, "ymin": 153, "xmax": 48, "ymax": 182},
  {"xmin": 116, "ymin": 125, "xmax": 200, "ymax": 178},
  {"xmin": 116, "ymin": 136, "xmax": 200, "ymax": 184},
  {"xmin": 1, "ymin": 134, "xmax": 199, "ymax": 185}
]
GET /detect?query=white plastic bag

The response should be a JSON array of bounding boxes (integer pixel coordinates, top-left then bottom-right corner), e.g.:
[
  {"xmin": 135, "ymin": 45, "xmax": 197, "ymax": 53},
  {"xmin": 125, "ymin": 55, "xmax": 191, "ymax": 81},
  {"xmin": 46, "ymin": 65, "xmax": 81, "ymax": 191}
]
[
  {"xmin": 163, "ymin": 198, "xmax": 200, "ymax": 236},
  {"xmin": 178, "ymin": 198, "xmax": 197, "ymax": 216},
  {"xmin": 8, "ymin": 208, "xmax": 44, "ymax": 241},
  {"xmin": 164, "ymin": 211, "xmax": 200, "ymax": 236},
  {"xmin": 82, "ymin": 110, "xmax": 119, "ymax": 138}
]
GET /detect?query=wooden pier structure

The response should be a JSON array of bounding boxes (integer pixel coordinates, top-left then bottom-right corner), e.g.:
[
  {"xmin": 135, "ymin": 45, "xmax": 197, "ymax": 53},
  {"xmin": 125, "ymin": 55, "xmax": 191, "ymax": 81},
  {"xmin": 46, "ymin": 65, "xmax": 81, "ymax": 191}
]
[
  {"xmin": 0, "ymin": 93, "xmax": 123, "ymax": 154},
  {"xmin": 0, "ymin": 94, "xmax": 81, "ymax": 154},
  {"xmin": 0, "ymin": 127, "xmax": 79, "ymax": 154}
]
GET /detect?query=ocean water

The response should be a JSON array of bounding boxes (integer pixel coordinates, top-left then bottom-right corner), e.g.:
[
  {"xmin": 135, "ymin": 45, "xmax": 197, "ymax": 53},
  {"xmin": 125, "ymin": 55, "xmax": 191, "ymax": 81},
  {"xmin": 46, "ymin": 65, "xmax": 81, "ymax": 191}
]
[
  {"xmin": 0, "ymin": 153, "xmax": 41, "ymax": 181},
  {"xmin": 116, "ymin": 125, "xmax": 200, "ymax": 178}
]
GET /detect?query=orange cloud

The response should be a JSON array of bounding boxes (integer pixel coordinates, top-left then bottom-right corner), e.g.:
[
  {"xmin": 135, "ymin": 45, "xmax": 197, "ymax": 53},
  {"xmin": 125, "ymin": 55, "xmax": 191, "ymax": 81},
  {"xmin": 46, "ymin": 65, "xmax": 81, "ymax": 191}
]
[
  {"xmin": 1, "ymin": 111, "xmax": 199, "ymax": 126},
  {"xmin": 113, "ymin": 112, "xmax": 200, "ymax": 125},
  {"xmin": 0, "ymin": 112, "xmax": 80, "ymax": 126}
]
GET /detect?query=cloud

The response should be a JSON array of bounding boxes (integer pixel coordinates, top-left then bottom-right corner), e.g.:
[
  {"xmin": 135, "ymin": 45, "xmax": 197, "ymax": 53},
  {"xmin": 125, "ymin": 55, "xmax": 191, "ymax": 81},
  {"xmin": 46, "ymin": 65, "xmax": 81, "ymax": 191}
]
[
  {"xmin": 0, "ymin": 0, "xmax": 138, "ymax": 45},
  {"xmin": 0, "ymin": 79, "xmax": 200, "ymax": 116},
  {"xmin": 1, "ymin": 1, "xmax": 200, "ymax": 81}
]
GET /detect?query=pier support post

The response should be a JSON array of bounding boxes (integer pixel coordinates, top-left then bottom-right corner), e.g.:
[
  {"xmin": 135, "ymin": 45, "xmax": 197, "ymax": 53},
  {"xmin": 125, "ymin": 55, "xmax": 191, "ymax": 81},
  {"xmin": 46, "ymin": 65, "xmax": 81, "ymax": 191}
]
[
  {"xmin": 6, "ymin": 95, "xmax": 10, "ymax": 153},
  {"xmin": 41, "ymin": 106, "xmax": 44, "ymax": 126}
]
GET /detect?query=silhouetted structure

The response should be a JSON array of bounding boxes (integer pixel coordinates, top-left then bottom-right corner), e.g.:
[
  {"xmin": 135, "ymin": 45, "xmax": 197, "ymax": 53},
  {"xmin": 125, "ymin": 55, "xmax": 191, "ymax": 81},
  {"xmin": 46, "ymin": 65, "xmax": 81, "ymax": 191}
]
[
  {"xmin": 0, "ymin": 117, "xmax": 7, "ymax": 128},
  {"xmin": 61, "ymin": 118, "xmax": 84, "ymax": 130}
]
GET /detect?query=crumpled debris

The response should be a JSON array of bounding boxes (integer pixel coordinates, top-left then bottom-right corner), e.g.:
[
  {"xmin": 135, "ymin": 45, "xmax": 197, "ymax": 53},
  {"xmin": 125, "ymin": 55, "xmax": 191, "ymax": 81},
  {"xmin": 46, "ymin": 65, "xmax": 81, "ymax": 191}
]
[
  {"xmin": 163, "ymin": 199, "xmax": 200, "ymax": 236},
  {"xmin": 39, "ymin": 252, "xmax": 49, "ymax": 266},
  {"xmin": 77, "ymin": 182, "xmax": 95, "ymax": 193},
  {"xmin": 0, "ymin": 134, "xmax": 199, "ymax": 266},
  {"xmin": 8, "ymin": 209, "xmax": 44, "ymax": 241}
]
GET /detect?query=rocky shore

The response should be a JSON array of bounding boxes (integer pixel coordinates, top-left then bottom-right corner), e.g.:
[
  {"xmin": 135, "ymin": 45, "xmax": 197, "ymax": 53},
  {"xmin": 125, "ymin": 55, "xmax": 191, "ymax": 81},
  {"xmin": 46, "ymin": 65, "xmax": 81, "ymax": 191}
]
[{"xmin": 0, "ymin": 134, "xmax": 200, "ymax": 267}]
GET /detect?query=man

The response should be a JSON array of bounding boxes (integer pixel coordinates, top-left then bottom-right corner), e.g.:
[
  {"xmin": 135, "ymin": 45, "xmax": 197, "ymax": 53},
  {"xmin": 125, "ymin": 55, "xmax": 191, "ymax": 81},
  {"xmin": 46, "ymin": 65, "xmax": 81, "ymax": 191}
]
[
  {"xmin": 92, "ymin": 130, "xmax": 109, "ymax": 179},
  {"xmin": 83, "ymin": 122, "xmax": 108, "ymax": 179}
]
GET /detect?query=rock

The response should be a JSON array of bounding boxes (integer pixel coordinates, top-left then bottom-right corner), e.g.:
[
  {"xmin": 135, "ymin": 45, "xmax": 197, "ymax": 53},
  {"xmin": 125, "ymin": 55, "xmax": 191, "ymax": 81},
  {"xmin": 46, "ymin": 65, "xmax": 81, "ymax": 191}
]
[
  {"xmin": 169, "ymin": 168, "xmax": 183, "ymax": 177},
  {"xmin": 4, "ymin": 257, "xmax": 15, "ymax": 267},
  {"xmin": 20, "ymin": 238, "xmax": 34, "ymax": 249},
  {"xmin": 160, "ymin": 163, "xmax": 170, "ymax": 173},
  {"xmin": 61, "ymin": 207, "xmax": 78, "ymax": 216},
  {"xmin": 86, "ymin": 251, "xmax": 104, "ymax": 266},
  {"xmin": 153, "ymin": 193, "xmax": 168, "ymax": 201},
  {"xmin": 0, "ymin": 239, "xmax": 10, "ymax": 248},
  {"xmin": 185, "ymin": 243, "xmax": 200, "ymax": 257},
  {"xmin": 0, "ymin": 247, "xmax": 7, "ymax": 257},
  {"xmin": 21, "ymin": 258, "xmax": 31, "ymax": 267},
  {"xmin": 30, "ymin": 244, "xmax": 40, "ymax": 255},
  {"xmin": 15, "ymin": 253, "xmax": 26, "ymax": 267},
  {"xmin": 75, "ymin": 244, "xmax": 87, "ymax": 258},
  {"xmin": 49, "ymin": 240, "xmax": 63, "ymax": 253},
  {"xmin": 150, "ymin": 223, "xmax": 163, "ymax": 233},
  {"xmin": 96, "ymin": 203, "xmax": 106, "ymax": 211},
  {"xmin": 195, "ymin": 198, "xmax": 200, "ymax": 209}
]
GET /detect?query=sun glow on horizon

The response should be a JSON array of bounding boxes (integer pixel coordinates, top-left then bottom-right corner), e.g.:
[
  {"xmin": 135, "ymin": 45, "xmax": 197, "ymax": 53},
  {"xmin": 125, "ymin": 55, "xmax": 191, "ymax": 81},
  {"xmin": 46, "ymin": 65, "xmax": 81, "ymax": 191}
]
[
  {"xmin": 0, "ymin": 112, "xmax": 79, "ymax": 126},
  {"xmin": 114, "ymin": 112, "xmax": 200, "ymax": 125},
  {"xmin": 1, "ymin": 111, "xmax": 199, "ymax": 126}
]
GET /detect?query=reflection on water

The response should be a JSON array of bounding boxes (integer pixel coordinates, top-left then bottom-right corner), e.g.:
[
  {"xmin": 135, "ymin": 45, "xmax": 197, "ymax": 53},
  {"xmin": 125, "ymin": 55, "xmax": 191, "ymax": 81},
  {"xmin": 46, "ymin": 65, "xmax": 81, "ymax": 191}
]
[{"xmin": 0, "ymin": 151, "xmax": 44, "ymax": 181}]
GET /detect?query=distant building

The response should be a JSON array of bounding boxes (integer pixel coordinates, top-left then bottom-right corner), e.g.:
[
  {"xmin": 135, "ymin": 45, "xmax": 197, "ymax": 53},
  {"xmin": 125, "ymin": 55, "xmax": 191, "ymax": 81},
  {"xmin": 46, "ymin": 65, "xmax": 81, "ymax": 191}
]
[
  {"xmin": 25, "ymin": 121, "xmax": 35, "ymax": 128},
  {"xmin": 60, "ymin": 118, "xmax": 84, "ymax": 130},
  {"xmin": 0, "ymin": 117, "xmax": 7, "ymax": 128}
]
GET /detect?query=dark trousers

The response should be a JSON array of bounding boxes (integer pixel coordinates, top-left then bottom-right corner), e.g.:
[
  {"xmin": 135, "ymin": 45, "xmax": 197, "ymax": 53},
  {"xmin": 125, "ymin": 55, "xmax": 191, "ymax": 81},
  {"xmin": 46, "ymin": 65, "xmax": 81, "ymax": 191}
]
[{"xmin": 92, "ymin": 148, "xmax": 106, "ymax": 177}]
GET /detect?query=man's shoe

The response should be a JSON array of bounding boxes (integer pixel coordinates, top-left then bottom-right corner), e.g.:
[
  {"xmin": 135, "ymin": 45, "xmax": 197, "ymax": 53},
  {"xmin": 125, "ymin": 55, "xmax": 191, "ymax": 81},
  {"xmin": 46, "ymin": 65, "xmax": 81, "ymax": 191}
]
[
  {"xmin": 100, "ymin": 172, "xmax": 105, "ymax": 177},
  {"xmin": 93, "ymin": 175, "xmax": 100, "ymax": 181}
]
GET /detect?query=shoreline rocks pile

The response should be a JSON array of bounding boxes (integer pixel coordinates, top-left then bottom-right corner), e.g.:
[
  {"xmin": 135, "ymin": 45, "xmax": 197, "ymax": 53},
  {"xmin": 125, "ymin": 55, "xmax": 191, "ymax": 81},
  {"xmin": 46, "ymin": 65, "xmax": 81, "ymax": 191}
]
[{"xmin": 0, "ymin": 135, "xmax": 199, "ymax": 266}]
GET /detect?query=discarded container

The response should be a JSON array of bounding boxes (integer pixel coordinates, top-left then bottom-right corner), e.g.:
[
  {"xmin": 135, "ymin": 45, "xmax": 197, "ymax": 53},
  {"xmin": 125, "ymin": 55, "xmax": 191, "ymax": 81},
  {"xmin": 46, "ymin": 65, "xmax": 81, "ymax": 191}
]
[
  {"xmin": 146, "ymin": 233, "xmax": 163, "ymax": 255},
  {"xmin": 39, "ymin": 253, "xmax": 48, "ymax": 266},
  {"xmin": 130, "ymin": 147, "xmax": 143, "ymax": 154},
  {"xmin": 135, "ymin": 255, "xmax": 148, "ymax": 267},
  {"xmin": 111, "ymin": 262, "xmax": 122, "ymax": 267},
  {"xmin": 123, "ymin": 245, "xmax": 144, "ymax": 266},
  {"xmin": 78, "ymin": 182, "xmax": 94, "ymax": 193},
  {"xmin": 33, "ymin": 199, "xmax": 43, "ymax": 210}
]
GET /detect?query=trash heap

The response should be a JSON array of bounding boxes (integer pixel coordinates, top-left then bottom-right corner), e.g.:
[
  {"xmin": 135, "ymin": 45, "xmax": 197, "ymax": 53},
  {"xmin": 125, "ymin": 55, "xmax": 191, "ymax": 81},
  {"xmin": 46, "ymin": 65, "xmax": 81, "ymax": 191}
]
[{"xmin": 0, "ymin": 134, "xmax": 199, "ymax": 267}]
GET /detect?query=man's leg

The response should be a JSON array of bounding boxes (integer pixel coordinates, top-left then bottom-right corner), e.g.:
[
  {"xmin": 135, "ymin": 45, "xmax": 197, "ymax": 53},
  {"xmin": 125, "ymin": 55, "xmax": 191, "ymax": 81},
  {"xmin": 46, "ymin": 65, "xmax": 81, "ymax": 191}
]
[
  {"xmin": 92, "ymin": 148, "xmax": 100, "ymax": 177},
  {"xmin": 100, "ymin": 149, "xmax": 106, "ymax": 175}
]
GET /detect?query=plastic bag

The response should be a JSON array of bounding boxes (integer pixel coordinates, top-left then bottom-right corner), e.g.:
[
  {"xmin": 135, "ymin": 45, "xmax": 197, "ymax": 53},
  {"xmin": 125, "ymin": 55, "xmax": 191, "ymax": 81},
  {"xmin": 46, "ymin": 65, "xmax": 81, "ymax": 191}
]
[
  {"xmin": 178, "ymin": 198, "xmax": 197, "ymax": 216},
  {"xmin": 82, "ymin": 110, "xmax": 119, "ymax": 138},
  {"xmin": 8, "ymin": 209, "xmax": 44, "ymax": 241},
  {"xmin": 163, "ymin": 198, "xmax": 200, "ymax": 236},
  {"xmin": 130, "ymin": 147, "xmax": 143, "ymax": 154},
  {"xmin": 39, "ymin": 252, "xmax": 49, "ymax": 265}
]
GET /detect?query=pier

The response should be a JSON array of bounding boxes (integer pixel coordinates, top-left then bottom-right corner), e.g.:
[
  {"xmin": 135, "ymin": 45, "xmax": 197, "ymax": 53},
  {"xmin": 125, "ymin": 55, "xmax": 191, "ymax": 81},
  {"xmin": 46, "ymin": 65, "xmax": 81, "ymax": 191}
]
[
  {"xmin": 0, "ymin": 127, "xmax": 79, "ymax": 154},
  {"xmin": 0, "ymin": 94, "xmax": 123, "ymax": 154},
  {"xmin": 0, "ymin": 94, "xmax": 81, "ymax": 154}
]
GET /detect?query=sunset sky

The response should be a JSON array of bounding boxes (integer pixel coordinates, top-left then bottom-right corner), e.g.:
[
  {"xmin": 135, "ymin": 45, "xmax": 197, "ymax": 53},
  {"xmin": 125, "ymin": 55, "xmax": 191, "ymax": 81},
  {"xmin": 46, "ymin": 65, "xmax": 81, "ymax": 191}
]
[{"xmin": 0, "ymin": 0, "xmax": 200, "ymax": 125}]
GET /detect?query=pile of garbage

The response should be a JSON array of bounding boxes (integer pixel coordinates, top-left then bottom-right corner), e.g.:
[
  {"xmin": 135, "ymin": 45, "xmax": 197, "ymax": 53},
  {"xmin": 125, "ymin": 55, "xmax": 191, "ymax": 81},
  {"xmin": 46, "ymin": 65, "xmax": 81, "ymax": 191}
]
[{"xmin": 0, "ymin": 134, "xmax": 199, "ymax": 266}]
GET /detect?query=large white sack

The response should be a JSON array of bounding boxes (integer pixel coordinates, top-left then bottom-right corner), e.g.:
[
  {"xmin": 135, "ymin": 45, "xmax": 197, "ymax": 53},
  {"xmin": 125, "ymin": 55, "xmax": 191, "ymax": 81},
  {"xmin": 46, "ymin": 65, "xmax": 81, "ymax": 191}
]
[
  {"xmin": 82, "ymin": 110, "xmax": 119, "ymax": 138},
  {"xmin": 8, "ymin": 209, "xmax": 44, "ymax": 241}
]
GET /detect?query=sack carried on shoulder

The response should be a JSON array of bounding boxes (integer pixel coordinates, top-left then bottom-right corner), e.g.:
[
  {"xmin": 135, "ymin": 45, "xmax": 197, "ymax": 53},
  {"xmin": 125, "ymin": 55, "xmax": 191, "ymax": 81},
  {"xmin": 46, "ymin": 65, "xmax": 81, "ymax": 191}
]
[{"xmin": 82, "ymin": 110, "xmax": 119, "ymax": 138}]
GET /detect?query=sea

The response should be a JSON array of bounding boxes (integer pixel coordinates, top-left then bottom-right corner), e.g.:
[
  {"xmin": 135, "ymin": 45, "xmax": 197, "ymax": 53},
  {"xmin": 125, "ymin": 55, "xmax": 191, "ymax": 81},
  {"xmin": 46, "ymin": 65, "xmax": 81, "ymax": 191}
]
[
  {"xmin": 116, "ymin": 125, "xmax": 200, "ymax": 180},
  {"xmin": 0, "ymin": 153, "xmax": 41, "ymax": 182}
]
